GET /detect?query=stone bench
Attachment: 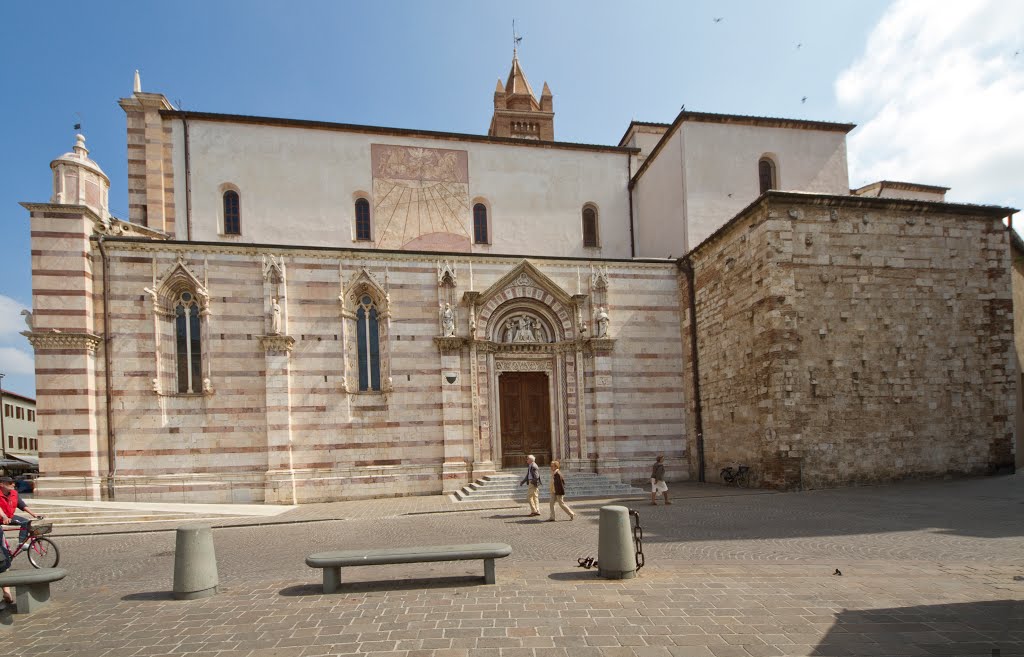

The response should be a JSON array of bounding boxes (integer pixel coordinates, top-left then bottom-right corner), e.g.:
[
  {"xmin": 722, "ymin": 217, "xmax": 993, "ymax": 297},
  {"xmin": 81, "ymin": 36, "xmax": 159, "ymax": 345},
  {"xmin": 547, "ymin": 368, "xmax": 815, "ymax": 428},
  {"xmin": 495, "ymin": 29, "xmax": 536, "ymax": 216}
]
[
  {"xmin": 0, "ymin": 568, "xmax": 67, "ymax": 613},
  {"xmin": 305, "ymin": 543, "xmax": 512, "ymax": 593}
]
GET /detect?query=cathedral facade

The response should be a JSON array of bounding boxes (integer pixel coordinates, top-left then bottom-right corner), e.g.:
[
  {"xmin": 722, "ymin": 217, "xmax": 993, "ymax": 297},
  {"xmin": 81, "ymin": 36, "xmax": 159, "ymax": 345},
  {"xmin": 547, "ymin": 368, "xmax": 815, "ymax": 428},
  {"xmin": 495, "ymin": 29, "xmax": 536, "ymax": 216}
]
[{"xmin": 22, "ymin": 59, "xmax": 1017, "ymax": 503}]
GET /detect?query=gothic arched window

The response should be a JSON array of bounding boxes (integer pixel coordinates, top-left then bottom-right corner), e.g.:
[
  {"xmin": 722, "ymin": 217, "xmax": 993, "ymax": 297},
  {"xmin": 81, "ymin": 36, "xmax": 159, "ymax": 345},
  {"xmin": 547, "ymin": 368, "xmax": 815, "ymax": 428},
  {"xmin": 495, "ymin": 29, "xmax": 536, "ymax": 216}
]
[
  {"xmin": 355, "ymin": 198, "xmax": 371, "ymax": 241},
  {"xmin": 223, "ymin": 190, "xmax": 241, "ymax": 235},
  {"xmin": 174, "ymin": 290, "xmax": 203, "ymax": 393},
  {"xmin": 758, "ymin": 158, "xmax": 776, "ymax": 194},
  {"xmin": 355, "ymin": 294, "xmax": 381, "ymax": 391},
  {"xmin": 582, "ymin": 205, "xmax": 599, "ymax": 247},
  {"xmin": 473, "ymin": 203, "xmax": 489, "ymax": 244}
]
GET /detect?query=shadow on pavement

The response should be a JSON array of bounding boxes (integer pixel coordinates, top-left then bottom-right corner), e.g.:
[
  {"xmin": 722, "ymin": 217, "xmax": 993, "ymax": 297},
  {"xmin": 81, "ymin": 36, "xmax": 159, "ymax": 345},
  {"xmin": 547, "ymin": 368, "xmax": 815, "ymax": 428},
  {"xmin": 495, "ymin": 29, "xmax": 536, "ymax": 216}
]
[
  {"xmin": 279, "ymin": 575, "xmax": 484, "ymax": 596},
  {"xmin": 565, "ymin": 476, "xmax": 1024, "ymax": 542},
  {"xmin": 547, "ymin": 569, "xmax": 601, "ymax": 582},
  {"xmin": 121, "ymin": 590, "xmax": 177, "ymax": 601},
  {"xmin": 815, "ymin": 600, "xmax": 1024, "ymax": 656}
]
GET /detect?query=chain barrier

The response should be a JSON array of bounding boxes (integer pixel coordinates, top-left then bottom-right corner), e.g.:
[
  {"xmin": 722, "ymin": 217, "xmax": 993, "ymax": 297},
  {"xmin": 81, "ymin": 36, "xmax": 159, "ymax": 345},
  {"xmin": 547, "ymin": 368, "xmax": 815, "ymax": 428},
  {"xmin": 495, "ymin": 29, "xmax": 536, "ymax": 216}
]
[{"xmin": 629, "ymin": 509, "xmax": 644, "ymax": 571}]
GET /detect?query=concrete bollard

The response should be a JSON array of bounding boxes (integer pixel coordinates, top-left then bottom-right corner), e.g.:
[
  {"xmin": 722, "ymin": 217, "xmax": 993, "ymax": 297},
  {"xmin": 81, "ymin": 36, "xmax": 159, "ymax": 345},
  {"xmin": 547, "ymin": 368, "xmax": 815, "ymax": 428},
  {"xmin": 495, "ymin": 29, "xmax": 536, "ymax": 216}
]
[
  {"xmin": 172, "ymin": 524, "xmax": 219, "ymax": 600},
  {"xmin": 597, "ymin": 505, "xmax": 636, "ymax": 580}
]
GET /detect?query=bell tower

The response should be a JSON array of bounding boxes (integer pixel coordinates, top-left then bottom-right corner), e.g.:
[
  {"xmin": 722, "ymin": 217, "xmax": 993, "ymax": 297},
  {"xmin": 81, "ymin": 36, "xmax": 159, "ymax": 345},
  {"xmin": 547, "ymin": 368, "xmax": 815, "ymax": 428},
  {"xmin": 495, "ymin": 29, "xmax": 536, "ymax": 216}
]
[{"xmin": 488, "ymin": 50, "xmax": 554, "ymax": 141}]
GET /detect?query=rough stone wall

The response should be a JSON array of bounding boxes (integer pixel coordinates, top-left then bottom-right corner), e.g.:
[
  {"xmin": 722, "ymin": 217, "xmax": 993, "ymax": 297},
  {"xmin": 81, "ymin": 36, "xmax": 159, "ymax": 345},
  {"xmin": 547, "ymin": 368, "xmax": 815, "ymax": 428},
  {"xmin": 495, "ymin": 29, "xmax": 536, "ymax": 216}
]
[
  {"xmin": 688, "ymin": 193, "xmax": 1015, "ymax": 489},
  {"xmin": 1011, "ymin": 238, "xmax": 1024, "ymax": 469},
  {"xmin": 682, "ymin": 204, "xmax": 784, "ymax": 483}
]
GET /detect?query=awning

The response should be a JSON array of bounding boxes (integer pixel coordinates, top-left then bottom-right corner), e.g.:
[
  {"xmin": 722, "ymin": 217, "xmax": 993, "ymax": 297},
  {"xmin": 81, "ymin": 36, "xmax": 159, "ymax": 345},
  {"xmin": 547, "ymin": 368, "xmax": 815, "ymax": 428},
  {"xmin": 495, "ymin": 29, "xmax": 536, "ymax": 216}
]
[
  {"xmin": 0, "ymin": 455, "xmax": 38, "ymax": 471},
  {"xmin": 0, "ymin": 460, "xmax": 33, "ymax": 471},
  {"xmin": 10, "ymin": 454, "xmax": 38, "ymax": 467}
]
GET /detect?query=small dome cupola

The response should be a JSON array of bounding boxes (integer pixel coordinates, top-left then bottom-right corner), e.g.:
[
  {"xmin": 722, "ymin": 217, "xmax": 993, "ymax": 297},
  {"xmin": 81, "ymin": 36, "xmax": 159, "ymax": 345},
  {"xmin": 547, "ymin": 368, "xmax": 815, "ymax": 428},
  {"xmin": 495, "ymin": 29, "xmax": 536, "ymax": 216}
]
[{"xmin": 50, "ymin": 133, "xmax": 110, "ymax": 220}]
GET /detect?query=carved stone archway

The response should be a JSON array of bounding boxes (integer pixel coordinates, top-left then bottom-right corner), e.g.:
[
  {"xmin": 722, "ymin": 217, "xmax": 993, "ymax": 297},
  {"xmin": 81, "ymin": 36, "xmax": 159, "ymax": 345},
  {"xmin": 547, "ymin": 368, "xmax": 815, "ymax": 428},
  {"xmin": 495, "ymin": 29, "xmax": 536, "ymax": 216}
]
[{"xmin": 468, "ymin": 261, "xmax": 586, "ymax": 471}]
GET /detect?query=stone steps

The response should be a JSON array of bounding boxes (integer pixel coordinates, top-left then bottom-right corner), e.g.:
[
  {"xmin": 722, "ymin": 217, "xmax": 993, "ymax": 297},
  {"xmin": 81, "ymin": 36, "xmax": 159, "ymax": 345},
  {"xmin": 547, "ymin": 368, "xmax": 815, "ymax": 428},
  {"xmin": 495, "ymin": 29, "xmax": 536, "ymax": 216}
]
[
  {"xmin": 12, "ymin": 502, "xmax": 252, "ymax": 529},
  {"xmin": 453, "ymin": 472, "xmax": 643, "ymax": 502}
]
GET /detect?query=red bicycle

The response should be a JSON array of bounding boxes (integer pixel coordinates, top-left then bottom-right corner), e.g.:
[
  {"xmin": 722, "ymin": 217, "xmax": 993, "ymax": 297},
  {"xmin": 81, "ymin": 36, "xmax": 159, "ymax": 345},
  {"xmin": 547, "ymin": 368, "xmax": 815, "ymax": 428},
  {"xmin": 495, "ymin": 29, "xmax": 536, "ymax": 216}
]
[{"xmin": 2, "ymin": 519, "xmax": 59, "ymax": 569}]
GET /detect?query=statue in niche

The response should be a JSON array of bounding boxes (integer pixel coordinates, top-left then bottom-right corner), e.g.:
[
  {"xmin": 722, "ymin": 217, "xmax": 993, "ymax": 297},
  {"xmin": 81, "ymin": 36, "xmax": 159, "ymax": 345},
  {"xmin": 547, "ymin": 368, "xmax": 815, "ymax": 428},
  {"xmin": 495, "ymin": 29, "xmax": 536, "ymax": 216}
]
[
  {"xmin": 594, "ymin": 306, "xmax": 610, "ymax": 338},
  {"xmin": 441, "ymin": 303, "xmax": 456, "ymax": 337},
  {"xmin": 270, "ymin": 298, "xmax": 282, "ymax": 335}
]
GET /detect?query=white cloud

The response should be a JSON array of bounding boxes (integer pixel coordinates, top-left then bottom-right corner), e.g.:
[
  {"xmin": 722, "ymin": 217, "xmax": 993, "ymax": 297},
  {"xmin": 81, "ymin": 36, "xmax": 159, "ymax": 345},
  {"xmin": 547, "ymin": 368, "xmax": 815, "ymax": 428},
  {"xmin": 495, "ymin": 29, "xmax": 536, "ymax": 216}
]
[
  {"xmin": 836, "ymin": 0, "xmax": 1024, "ymax": 209},
  {"xmin": 0, "ymin": 347, "xmax": 34, "ymax": 376},
  {"xmin": 0, "ymin": 296, "xmax": 34, "ymax": 381},
  {"xmin": 0, "ymin": 295, "xmax": 30, "ymax": 343}
]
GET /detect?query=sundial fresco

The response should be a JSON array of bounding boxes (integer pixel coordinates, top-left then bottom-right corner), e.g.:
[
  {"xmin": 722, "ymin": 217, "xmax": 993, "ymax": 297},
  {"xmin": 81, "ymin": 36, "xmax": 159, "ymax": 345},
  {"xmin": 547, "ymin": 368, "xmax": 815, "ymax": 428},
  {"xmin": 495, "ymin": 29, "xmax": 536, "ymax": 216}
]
[{"xmin": 371, "ymin": 144, "xmax": 471, "ymax": 252}]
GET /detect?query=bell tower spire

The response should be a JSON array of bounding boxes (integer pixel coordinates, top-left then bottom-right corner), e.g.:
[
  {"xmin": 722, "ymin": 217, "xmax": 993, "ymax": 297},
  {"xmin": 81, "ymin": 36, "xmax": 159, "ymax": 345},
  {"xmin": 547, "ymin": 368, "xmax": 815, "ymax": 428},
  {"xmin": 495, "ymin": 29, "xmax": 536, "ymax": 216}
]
[{"xmin": 488, "ymin": 26, "xmax": 554, "ymax": 141}]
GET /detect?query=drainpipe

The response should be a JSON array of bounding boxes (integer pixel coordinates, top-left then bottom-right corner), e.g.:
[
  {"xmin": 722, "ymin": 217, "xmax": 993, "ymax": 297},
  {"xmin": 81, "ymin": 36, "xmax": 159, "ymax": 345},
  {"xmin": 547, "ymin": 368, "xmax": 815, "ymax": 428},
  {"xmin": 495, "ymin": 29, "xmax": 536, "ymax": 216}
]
[
  {"xmin": 679, "ymin": 256, "xmax": 706, "ymax": 482},
  {"xmin": 97, "ymin": 236, "xmax": 117, "ymax": 500},
  {"xmin": 183, "ymin": 114, "xmax": 193, "ymax": 241},
  {"xmin": 627, "ymin": 157, "xmax": 636, "ymax": 258}
]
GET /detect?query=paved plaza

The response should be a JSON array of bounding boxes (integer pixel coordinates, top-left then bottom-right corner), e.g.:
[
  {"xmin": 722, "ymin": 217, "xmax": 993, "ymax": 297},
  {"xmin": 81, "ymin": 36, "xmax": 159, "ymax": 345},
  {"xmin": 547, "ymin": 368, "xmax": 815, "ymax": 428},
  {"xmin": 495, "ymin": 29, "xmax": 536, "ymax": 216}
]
[{"xmin": 3, "ymin": 475, "xmax": 1023, "ymax": 657}]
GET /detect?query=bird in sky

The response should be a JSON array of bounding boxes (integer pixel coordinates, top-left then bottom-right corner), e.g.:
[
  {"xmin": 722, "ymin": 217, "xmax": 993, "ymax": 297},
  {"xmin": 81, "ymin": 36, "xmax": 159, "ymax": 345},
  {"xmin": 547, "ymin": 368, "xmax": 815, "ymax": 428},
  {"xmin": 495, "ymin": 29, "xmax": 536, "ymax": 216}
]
[
  {"xmin": 1015, "ymin": 49, "xmax": 1021, "ymax": 57},
  {"xmin": 713, "ymin": 17, "xmax": 723, "ymax": 23},
  {"xmin": 680, "ymin": 104, "xmax": 686, "ymax": 111},
  {"xmin": 801, "ymin": 96, "xmax": 807, "ymax": 104},
  {"xmin": 796, "ymin": 43, "xmax": 802, "ymax": 49}
]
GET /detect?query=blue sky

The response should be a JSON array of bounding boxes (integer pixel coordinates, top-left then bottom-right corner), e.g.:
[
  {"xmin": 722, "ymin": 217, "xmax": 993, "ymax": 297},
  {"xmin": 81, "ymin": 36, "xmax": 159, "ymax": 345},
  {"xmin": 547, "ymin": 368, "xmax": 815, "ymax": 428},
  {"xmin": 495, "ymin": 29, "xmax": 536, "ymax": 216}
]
[{"xmin": 1, "ymin": 0, "xmax": 1022, "ymax": 397}]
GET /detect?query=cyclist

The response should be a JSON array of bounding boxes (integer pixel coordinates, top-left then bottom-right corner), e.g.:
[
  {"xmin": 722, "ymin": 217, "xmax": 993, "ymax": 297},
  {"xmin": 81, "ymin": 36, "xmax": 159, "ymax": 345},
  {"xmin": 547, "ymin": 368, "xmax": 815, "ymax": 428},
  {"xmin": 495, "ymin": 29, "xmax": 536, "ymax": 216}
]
[
  {"xmin": 0, "ymin": 476, "xmax": 41, "ymax": 544},
  {"xmin": 0, "ymin": 478, "xmax": 12, "ymax": 605}
]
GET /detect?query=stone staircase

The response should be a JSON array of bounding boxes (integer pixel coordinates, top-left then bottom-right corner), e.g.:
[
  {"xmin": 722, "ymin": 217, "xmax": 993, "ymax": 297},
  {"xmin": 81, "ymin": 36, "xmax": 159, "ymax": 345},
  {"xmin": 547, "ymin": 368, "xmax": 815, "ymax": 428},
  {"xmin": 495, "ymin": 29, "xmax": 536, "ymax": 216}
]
[
  {"xmin": 452, "ymin": 471, "xmax": 644, "ymax": 503},
  {"xmin": 16, "ymin": 500, "xmax": 265, "ymax": 532}
]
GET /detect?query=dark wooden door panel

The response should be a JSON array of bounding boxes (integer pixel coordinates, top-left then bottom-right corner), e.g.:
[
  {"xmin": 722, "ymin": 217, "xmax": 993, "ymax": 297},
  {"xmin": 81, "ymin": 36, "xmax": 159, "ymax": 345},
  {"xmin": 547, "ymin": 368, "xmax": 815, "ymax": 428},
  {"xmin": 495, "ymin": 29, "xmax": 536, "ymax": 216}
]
[{"xmin": 499, "ymin": 371, "xmax": 551, "ymax": 467}]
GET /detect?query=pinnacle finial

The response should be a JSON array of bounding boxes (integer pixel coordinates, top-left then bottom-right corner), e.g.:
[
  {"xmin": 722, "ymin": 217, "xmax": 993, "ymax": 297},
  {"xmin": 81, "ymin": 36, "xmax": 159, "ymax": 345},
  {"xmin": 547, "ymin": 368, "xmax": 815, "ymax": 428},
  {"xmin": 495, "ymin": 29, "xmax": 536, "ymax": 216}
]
[
  {"xmin": 134, "ymin": 70, "xmax": 141, "ymax": 94},
  {"xmin": 74, "ymin": 133, "xmax": 88, "ymax": 157}
]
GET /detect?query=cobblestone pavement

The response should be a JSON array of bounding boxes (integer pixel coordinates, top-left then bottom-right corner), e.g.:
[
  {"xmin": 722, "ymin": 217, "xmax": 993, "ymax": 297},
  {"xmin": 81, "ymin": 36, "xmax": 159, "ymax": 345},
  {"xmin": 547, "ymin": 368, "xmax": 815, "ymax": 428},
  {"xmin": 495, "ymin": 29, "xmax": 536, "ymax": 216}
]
[{"xmin": 4, "ymin": 475, "xmax": 1023, "ymax": 656}]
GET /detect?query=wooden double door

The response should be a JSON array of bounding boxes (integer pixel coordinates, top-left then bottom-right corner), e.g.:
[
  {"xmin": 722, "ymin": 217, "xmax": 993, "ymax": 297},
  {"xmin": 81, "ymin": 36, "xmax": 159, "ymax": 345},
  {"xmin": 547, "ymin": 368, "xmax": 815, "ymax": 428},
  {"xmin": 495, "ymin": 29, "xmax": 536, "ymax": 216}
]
[{"xmin": 498, "ymin": 371, "xmax": 552, "ymax": 467}]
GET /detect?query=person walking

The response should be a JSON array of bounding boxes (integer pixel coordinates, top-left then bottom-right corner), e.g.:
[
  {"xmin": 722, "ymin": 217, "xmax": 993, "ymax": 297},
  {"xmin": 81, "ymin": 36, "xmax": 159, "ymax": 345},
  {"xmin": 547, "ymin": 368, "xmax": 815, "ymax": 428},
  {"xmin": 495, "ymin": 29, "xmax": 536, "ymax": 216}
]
[
  {"xmin": 547, "ymin": 460, "xmax": 575, "ymax": 521},
  {"xmin": 650, "ymin": 455, "xmax": 670, "ymax": 505},
  {"xmin": 519, "ymin": 454, "xmax": 541, "ymax": 516}
]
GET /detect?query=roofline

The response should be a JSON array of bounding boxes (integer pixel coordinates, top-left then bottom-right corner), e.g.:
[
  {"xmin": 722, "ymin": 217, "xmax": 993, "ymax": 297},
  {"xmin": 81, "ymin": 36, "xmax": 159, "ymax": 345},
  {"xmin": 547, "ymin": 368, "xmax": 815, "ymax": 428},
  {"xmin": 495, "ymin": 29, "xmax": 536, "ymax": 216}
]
[
  {"xmin": 630, "ymin": 110, "xmax": 857, "ymax": 188},
  {"xmin": 161, "ymin": 110, "xmax": 639, "ymax": 155},
  {"xmin": 0, "ymin": 389, "xmax": 36, "ymax": 405},
  {"xmin": 853, "ymin": 180, "xmax": 952, "ymax": 194},
  {"xmin": 678, "ymin": 110, "xmax": 856, "ymax": 133},
  {"xmin": 91, "ymin": 235, "xmax": 676, "ymax": 266},
  {"xmin": 617, "ymin": 121, "xmax": 672, "ymax": 148},
  {"xmin": 682, "ymin": 190, "xmax": 1018, "ymax": 261}
]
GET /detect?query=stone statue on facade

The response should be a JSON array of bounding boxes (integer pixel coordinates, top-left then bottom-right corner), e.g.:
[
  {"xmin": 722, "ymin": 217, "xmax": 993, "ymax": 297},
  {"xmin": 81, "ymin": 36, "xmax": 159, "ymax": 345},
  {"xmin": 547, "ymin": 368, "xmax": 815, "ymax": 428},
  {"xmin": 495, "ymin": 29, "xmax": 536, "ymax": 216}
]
[
  {"xmin": 441, "ymin": 303, "xmax": 456, "ymax": 337},
  {"xmin": 270, "ymin": 298, "xmax": 282, "ymax": 335},
  {"xmin": 594, "ymin": 306, "xmax": 609, "ymax": 338}
]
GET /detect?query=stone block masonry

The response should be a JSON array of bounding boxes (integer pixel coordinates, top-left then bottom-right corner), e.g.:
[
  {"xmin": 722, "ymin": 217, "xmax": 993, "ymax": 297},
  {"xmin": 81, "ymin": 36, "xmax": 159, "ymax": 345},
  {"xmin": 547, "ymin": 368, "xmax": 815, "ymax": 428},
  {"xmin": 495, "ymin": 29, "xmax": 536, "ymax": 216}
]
[
  {"xmin": 28, "ymin": 224, "xmax": 688, "ymax": 502},
  {"xmin": 684, "ymin": 191, "xmax": 1016, "ymax": 489}
]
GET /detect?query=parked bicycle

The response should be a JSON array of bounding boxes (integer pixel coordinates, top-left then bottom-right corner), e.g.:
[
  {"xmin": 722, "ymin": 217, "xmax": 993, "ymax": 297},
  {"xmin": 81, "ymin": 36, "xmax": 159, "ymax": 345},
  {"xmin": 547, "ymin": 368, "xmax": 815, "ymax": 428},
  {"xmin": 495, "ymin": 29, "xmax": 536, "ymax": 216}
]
[
  {"xmin": 720, "ymin": 465, "xmax": 751, "ymax": 488},
  {"xmin": 2, "ymin": 519, "xmax": 59, "ymax": 569}
]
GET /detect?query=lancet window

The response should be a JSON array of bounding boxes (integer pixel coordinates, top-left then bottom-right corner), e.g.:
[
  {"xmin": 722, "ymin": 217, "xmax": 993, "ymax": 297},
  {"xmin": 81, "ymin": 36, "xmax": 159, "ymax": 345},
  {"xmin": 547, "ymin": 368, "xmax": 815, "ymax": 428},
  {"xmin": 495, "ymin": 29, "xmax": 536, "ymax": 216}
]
[
  {"xmin": 355, "ymin": 294, "xmax": 381, "ymax": 391},
  {"xmin": 174, "ymin": 290, "xmax": 203, "ymax": 393}
]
